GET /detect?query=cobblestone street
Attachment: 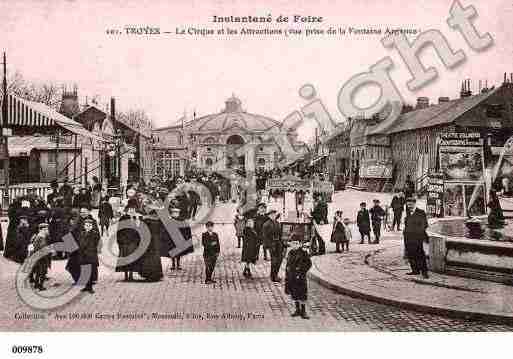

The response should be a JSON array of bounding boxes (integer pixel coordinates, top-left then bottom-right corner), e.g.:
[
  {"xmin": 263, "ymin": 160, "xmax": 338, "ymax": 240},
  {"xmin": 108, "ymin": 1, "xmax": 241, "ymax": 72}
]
[{"xmin": 1, "ymin": 192, "xmax": 513, "ymax": 331}]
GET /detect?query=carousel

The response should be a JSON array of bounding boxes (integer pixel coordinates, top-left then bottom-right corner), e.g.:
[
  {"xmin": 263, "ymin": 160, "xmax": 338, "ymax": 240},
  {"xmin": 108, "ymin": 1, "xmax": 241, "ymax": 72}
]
[{"xmin": 266, "ymin": 175, "xmax": 315, "ymax": 243}]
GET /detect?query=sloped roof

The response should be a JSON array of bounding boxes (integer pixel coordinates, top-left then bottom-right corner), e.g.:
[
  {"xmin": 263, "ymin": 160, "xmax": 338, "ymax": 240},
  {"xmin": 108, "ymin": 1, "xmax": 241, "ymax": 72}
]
[
  {"xmin": 1, "ymin": 94, "xmax": 108, "ymax": 142},
  {"xmin": 368, "ymin": 87, "xmax": 500, "ymax": 135}
]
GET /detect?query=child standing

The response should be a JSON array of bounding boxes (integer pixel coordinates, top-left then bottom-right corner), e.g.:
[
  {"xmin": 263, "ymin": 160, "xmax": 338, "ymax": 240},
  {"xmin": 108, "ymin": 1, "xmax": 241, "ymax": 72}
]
[
  {"xmin": 98, "ymin": 195, "xmax": 114, "ymax": 237},
  {"xmin": 285, "ymin": 240, "xmax": 312, "ymax": 319},
  {"xmin": 234, "ymin": 207, "xmax": 245, "ymax": 248},
  {"xmin": 357, "ymin": 202, "xmax": 371, "ymax": 244},
  {"xmin": 202, "ymin": 221, "xmax": 220, "ymax": 284},
  {"xmin": 330, "ymin": 210, "xmax": 346, "ymax": 253},
  {"xmin": 341, "ymin": 218, "xmax": 352, "ymax": 252},
  {"xmin": 28, "ymin": 223, "xmax": 51, "ymax": 291}
]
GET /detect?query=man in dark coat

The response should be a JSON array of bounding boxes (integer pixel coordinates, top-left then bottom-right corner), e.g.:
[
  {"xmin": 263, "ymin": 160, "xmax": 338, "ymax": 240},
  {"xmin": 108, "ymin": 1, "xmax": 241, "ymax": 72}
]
[
  {"xmin": 310, "ymin": 195, "xmax": 328, "ymax": 255},
  {"xmin": 48, "ymin": 207, "xmax": 69, "ymax": 259},
  {"xmin": 47, "ymin": 180, "xmax": 60, "ymax": 208},
  {"xmin": 202, "ymin": 221, "xmax": 220, "ymax": 284},
  {"xmin": 263, "ymin": 210, "xmax": 284, "ymax": 282},
  {"xmin": 285, "ymin": 240, "xmax": 312, "ymax": 319},
  {"xmin": 404, "ymin": 175, "xmax": 415, "ymax": 199},
  {"xmin": 78, "ymin": 218, "xmax": 100, "ymax": 293},
  {"xmin": 404, "ymin": 197, "xmax": 429, "ymax": 279},
  {"xmin": 59, "ymin": 178, "xmax": 73, "ymax": 209},
  {"xmin": 356, "ymin": 202, "xmax": 371, "ymax": 244},
  {"xmin": 169, "ymin": 207, "xmax": 193, "ymax": 270},
  {"xmin": 187, "ymin": 188, "xmax": 201, "ymax": 220},
  {"xmin": 390, "ymin": 191, "xmax": 406, "ymax": 231},
  {"xmin": 252, "ymin": 203, "xmax": 269, "ymax": 261},
  {"xmin": 369, "ymin": 199, "xmax": 385, "ymax": 244}
]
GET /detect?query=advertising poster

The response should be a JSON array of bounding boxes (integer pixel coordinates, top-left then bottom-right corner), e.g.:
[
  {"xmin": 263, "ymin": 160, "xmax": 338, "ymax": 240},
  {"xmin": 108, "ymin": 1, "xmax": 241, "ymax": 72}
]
[
  {"xmin": 426, "ymin": 173, "xmax": 444, "ymax": 218},
  {"xmin": 438, "ymin": 133, "xmax": 485, "ymax": 181}
]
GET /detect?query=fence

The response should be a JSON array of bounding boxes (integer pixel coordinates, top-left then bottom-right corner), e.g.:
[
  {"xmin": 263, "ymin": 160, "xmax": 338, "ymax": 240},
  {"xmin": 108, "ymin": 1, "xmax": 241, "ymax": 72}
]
[{"xmin": 0, "ymin": 183, "xmax": 52, "ymax": 205}]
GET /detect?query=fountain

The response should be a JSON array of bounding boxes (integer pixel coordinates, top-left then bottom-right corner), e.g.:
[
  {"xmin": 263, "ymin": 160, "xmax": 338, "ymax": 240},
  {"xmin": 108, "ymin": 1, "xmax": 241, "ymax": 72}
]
[{"xmin": 427, "ymin": 136, "xmax": 513, "ymax": 284}]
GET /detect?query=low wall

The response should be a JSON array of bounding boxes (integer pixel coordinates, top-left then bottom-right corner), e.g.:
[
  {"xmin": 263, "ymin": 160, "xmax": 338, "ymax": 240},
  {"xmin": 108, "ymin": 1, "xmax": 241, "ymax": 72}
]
[{"xmin": 428, "ymin": 218, "xmax": 513, "ymax": 283}]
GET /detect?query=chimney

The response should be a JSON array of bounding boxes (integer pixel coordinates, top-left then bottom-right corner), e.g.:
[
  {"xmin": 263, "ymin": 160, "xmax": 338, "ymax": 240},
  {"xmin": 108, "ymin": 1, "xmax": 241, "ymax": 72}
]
[
  {"xmin": 460, "ymin": 79, "xmax": 472, "ymax": 98},
  {"xmin": 438, "ymin": 96, "xmax": 450, "ymax": 104},
  {"xmin": 416, "ymin": 97, "xmax": 429, "ymax": 109},
  {"xmin": 110, "ymin": 97, "xmax": 116, "ymax": 121}
]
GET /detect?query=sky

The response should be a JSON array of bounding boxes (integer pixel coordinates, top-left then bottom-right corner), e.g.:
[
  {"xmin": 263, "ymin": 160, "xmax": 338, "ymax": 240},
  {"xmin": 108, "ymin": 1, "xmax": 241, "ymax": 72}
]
[{"xmin": 1, "ymin": 0, "xmax": 512, "ymax": 143}]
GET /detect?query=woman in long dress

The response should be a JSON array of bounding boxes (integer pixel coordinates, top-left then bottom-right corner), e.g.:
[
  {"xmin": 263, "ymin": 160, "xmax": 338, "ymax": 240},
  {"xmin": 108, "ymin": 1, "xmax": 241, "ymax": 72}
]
[
  {"xmin": 138, "ymin": 210, "xmax": 164, "ymax": 282},
  {"xmin": 241, "ymin": 218, "xmax": 259, "ymax": 278},
  {"xmin": 115, "ymin": 213, "xmax": 142, "ymax": 281}
]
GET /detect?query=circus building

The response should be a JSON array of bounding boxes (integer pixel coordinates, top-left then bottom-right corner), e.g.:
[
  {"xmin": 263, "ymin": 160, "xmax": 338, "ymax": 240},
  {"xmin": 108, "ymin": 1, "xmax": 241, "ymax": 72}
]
[{"xmin": 152, "ymin": 95, "xmax": 307, "ymax": 178}]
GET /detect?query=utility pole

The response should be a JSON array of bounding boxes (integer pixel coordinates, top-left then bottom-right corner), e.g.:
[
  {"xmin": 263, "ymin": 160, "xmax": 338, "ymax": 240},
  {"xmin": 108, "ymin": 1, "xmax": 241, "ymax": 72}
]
[{"xmin": 2, "ymin": 52, "xmax": 10, "ymax": 209}]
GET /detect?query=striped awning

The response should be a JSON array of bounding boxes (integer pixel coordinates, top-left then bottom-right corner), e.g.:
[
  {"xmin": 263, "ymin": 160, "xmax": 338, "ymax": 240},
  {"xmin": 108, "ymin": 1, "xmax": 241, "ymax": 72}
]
[{"xmin": 1, "ymin": 94, "xmax": 110, "ymax": 142}]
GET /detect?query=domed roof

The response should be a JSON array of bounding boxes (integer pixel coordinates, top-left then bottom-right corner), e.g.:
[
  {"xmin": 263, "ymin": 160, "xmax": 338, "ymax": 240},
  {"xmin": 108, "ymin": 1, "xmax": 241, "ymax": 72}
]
[{"xmin": 186, "ymin": 96, "xmax": 280, "ymax": 133}]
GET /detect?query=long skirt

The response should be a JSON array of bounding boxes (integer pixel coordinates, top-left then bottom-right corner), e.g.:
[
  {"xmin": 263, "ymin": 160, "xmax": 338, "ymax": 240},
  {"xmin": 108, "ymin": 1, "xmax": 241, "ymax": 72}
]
[{"xmin": 65, "ymin": 252, "xmax": 81, "ymax": 283}]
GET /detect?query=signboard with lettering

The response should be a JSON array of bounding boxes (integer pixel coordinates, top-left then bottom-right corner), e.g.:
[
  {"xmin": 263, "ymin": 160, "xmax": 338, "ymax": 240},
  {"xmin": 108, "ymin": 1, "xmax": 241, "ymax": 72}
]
[
  {"xmin": 359, "ymin": 159, "xmax": 393, "ymax": 179},
  {"xmin": 267, "ymin": 176, "xmax": 310, "ymax": 192},
  {"xmin": 312, "ymin": 180, "xmax": 334, "ymax": 194},
  {"xmin": 426, "ymin": 172, "xmax": 444, "ymax": 218},
  {"xmin": 438, "ymin": 132, "xmax": 485, "ymax": 181}
]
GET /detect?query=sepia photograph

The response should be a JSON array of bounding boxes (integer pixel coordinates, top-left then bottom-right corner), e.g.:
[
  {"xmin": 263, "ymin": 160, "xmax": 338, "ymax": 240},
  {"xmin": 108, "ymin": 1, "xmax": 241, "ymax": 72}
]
[{"xmin": 1, "ymin": 0, "xmax": 513, "ymax": 357}]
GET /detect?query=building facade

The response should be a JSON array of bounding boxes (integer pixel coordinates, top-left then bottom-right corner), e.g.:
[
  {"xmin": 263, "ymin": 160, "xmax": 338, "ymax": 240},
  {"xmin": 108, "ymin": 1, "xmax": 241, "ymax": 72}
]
[
  {"xmin": 325, "ymin": 75, "xmax": 513, "ymax": 192},
  {"xmin": 152, "ymin": 95, "xmax": 306, "ymax": 179}
]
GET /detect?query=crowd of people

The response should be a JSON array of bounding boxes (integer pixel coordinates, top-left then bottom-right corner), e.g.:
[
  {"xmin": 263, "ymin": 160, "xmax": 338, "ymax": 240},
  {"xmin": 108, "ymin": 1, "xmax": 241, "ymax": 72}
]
[{"xmin": 0, "ymin": 167, "xmax": 435, "ymax": 319}]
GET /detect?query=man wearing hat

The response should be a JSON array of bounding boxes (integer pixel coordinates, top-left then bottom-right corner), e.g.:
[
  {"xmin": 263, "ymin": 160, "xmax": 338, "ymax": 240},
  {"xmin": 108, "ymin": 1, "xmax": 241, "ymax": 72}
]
[
  {"xmin": 285, "ymin": 240, "xmax": 312, "ymax": 319},
  {"xmin": 169, "ymin": 207, "xmax": 193, "ymax": 270},
  {"xmin": 254, "ymin": 203, "xmax": 269, "ymax": 261},
  {"xmin": 29, "ymin": 222, "xmax": 51, "ymax": 291},
  {"xmin": 262, "ymin": 210, "xmax": 284, "ymax": 282},
  {"xmin": 356, "ymin": 202, "xmax": 371, "ymax": 244},
  {"xmin": 369, "ymin": 199, "xmax": 385, "ymax": 244},
  {"xmin": 403, "ymin": 197, "xmax": 429, "ymax": 279},
  {"xmin": 47, "ymin": 180, "xmax": 60, "ymax": 208},
  {"xmin": 78, "ymin": 218, "xmax": 101, "ymax": 293},
  {"xmin": 202, "ymin": 221, "xmax": 220, "ymax": 284}
]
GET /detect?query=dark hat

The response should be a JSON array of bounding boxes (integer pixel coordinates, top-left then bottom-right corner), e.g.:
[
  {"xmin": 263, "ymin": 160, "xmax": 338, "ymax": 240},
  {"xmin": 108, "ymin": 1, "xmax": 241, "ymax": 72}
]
[
  {"xmin": 373, "ymin": 199, "xmax": 380, "ymax": 203},
  {"xmin": 79, "ymin": 203, "xmax": 91, "ymax": 211},
  {"xmin": 38, "ymin": 222, "xmax": 49, "ymax": 229},
  {"xmin": 406, "ymin": 197, "xmax": 416, "ymax": 203},
  {"xmin": 205, "ymin": 221, "xmax": 214, "ymax": 227},
  {"xmin": 360, "ymin": 202, "xmax": 366, "ymax": 206},
  {"xmin": 84, "ymin": 218, "xmax": 95, "ymax": 224}
]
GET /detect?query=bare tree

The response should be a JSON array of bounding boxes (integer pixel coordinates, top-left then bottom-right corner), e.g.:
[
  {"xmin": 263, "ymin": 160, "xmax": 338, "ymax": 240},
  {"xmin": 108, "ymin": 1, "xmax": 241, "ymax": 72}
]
[{"xmin": 1, "ymin": 71, "xmax": 62, "ymax": 109}]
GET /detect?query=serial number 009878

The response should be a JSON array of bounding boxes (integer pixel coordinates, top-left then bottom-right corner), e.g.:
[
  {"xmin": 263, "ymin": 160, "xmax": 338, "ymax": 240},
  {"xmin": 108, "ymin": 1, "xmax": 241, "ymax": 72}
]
[{"xmin": 11, "ymin": 345, "xmax": 44, "ymax": 354}]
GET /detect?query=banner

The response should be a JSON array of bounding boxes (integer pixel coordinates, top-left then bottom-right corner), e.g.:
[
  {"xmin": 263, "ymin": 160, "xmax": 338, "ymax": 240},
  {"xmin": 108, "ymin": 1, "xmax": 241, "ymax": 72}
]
[{"xmin": 360, "ymin": 159, "xmax": 393, "ymax": 179}]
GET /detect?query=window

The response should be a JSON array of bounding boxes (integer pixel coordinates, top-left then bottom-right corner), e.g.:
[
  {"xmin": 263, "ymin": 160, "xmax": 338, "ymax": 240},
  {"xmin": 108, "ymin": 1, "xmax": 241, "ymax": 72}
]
[{"xmin": 48, "ymin": 152, "xmax": 56, "ymax": 163}]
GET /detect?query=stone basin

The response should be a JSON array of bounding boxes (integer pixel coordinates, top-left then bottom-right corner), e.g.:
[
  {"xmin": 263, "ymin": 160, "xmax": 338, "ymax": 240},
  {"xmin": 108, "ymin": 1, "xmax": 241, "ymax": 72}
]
[{"xmin": 428, "ymin": 217, "xmax": 513, "ymax": 284}]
